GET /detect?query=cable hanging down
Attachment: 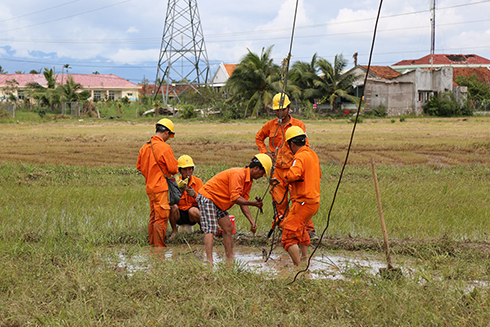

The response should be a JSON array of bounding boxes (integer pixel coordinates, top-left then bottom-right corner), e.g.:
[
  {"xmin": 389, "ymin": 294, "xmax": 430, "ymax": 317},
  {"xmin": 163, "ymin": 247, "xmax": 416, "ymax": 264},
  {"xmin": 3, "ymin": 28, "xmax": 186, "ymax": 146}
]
[
  {"xmin": 255, "ymin": 0, "xmax": 301, "ymax": 262},
  {"xmin": 288, "ymin": 0, "xmax": 385, "ymax": 285}
]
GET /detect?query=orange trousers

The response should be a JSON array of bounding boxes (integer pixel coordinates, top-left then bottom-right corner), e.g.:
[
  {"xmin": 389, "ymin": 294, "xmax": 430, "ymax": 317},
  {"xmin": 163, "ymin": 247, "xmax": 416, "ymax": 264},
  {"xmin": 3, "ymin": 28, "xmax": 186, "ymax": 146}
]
[
  {"xmin": 280, "ymin": 201, "xmax": 319, "ymax": 251},
  {"xmin": 148, "ymin": 191, "xmax": 170, "ymax": 247},
  {"xmin": 272, "ymin": 167, "xmax": 315, "ymax": 232}
]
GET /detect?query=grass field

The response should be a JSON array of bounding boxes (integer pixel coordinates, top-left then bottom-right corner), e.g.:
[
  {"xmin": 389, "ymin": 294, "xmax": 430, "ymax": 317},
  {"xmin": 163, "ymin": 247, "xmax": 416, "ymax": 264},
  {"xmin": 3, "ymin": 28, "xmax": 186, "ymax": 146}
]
[{"xmin": 1, "ymin": 115, "xmax": 490, "ymax": 325}]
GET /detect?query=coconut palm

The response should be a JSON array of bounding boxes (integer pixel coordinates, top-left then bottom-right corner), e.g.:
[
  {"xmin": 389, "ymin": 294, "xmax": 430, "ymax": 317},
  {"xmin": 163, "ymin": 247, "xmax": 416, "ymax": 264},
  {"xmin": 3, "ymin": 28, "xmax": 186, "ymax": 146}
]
[
  {"xmin": 314, "ymin": 54, "xmax": 359, "ymax": 111},
  {"xmin": 62, "ymin": 76, "xmax": 90, "ymax": 102},
  {"xmin": 289, "ymin": 53, "xmax": 319, "ymax": 103},
  {"xmin": 43, "ymin": 68, "xmax": 57, "ymax": 89},
  {"xmin": 26, "ymin": 68, "xmax": 60, "ymax": 110},
  {"xmin": 225, "ymin": 46, "xmax": 283, "ymax": 117}
]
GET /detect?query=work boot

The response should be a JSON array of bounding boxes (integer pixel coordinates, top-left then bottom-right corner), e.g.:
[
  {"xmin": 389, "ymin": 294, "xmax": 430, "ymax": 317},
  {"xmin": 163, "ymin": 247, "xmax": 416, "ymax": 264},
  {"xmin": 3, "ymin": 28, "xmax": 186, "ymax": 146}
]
[{"xmin": 309, "ymin": 231, "xmax": 319, "ymax": 241}]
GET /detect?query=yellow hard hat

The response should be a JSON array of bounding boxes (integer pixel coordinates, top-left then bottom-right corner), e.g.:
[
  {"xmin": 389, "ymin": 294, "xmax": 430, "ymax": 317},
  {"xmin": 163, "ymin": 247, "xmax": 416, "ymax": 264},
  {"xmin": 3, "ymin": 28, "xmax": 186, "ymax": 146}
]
[
  {"xmin": 156, "ymin": 118, "xmax": 175, "ymax": 138},
  {"xmin": 272, "ymin": 93, "xmax": 291, "ymax": 110},
  {"xmin": 285, "ymin": 126, "xmax": 306, "ymax": 142},
  {"xmin": 254, "ymin": 153, "xmax": 272, "ymax": 177},
  {"xmin": 178, "ymin": 155, "xmax": 195, "ymax": 168}
]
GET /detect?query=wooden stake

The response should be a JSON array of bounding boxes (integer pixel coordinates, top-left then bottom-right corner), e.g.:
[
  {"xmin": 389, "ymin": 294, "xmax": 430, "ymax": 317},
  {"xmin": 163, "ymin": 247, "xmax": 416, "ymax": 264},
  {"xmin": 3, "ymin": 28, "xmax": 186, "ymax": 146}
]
[{"xmin": 371, "ymin": 158, "xmax": 393, "ymax": 270}]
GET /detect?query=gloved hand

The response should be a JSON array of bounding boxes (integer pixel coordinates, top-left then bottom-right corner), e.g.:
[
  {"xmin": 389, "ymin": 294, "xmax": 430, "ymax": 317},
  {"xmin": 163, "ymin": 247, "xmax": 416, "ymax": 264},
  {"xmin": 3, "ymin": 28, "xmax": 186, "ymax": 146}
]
[
  {"xmin": 186, "ymin": 187, "xmax": 196, "ymax": 198},
  {"xmin": 269, "ymin": 178, "xmax": 280, "ymax": 186}
]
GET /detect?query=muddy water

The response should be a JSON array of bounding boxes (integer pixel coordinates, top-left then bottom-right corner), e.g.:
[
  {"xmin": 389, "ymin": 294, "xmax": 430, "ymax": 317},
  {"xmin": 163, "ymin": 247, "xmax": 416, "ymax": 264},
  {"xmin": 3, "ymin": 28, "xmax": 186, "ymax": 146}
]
[{"xmin": 111, "ymin": 244, "xmax": 398, "ymax": 280}]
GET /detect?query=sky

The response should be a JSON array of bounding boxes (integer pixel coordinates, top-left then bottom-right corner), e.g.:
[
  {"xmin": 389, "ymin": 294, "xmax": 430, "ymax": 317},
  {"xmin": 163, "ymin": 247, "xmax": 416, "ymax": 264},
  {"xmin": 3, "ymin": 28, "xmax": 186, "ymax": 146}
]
[{"xmin": 1, "ymin": 0, "xmax": 490, "ymax": 84}]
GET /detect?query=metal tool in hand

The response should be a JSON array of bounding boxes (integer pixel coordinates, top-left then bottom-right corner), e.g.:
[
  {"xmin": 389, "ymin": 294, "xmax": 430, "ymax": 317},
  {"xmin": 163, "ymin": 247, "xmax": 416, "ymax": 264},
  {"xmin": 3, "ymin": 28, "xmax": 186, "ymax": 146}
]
[{"xmin": 255, "ymin": 196, "xmax": 263, "ymax": 214}]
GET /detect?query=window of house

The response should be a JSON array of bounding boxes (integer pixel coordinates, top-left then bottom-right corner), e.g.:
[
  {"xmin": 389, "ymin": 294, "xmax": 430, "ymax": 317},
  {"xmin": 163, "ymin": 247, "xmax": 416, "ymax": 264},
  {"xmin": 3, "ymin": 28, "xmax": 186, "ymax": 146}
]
[
  {"xmin": 418, "ymin": 91, "xmax": 434, "ymax": 102},
  {"xmin": 109, "ymin": 91, "xmax": 115, "ymax": 101},
  {"xmin": 127, "ymin": 93, "xmax": 132, "ymax": 97},
  {"xmin": 94, "ymin": 91, "xmax": 101, "ymax": 100},
  {"xmin": 18, "ymin": 93, "xmax": 25, "ymax": 100}
]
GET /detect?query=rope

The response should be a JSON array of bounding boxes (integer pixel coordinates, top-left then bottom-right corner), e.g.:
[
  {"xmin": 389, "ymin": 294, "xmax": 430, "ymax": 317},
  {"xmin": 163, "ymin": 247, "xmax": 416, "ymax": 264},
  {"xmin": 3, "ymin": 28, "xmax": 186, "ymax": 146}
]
[
  {"xmin": 288, "ymin": 0, "xmax": 385, "ymax": 285},
  {"xmin": 255, "ymin": 0, "xmax": 300, "ymax": 261}
]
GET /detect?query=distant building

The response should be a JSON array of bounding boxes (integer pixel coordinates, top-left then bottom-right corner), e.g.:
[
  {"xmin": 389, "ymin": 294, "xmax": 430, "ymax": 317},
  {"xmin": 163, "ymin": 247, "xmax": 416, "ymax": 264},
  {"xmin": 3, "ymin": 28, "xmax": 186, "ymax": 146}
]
[
  {"xmin": 346, "ymin": 64, "xmax": 490, "ymax": 116},
  {"xmin": 391, "ymin": 54, "xmax": 490, "ymax": 74},
  {"xmin": 0, "ymin": 73, "xmax": 139, "ymax": 101},
  {"xmin": 139, "ymin": 84, "xmax": 193, "ymax": 99},
  {"xmin": 210, "ymin": 63, "xmax": 237, "ymax": 91}
]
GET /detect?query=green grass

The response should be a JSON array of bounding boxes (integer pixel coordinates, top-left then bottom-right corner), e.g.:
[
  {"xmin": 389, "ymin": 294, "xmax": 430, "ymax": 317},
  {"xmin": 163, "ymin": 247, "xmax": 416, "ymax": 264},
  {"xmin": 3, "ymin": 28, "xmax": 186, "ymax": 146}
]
[
  {"xmin": 2, "ymin": 163, "xmax": 489, "ymax": 245},
  {"xmin": 2, "ymin": 115, "xmax": 490, "ymax": 325}
]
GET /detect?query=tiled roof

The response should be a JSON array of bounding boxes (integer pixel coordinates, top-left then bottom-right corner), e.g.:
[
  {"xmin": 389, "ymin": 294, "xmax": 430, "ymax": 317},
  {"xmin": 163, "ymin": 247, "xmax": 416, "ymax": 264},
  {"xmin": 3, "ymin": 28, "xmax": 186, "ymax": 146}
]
[
  {"xmin": 0, "ymin": 73, "xmax": 137, "ymax": 88},
  {"xmin": 393, "ymin": 54, "xmax": 490, "ymax": 66},
  {"xmin": 453, "ymin": 67, "xmax": 490, "ymax": 85},
  {"xmin": 361, "ymin": 65, "xmax": 401, "ymax": 79},
  {"xmin": 139, "ymin": 84, "xmax": 194, "ymax": 96},
  {"xmin": 224, "ymin": 64, "xmax": 237, "ymax": 77}
]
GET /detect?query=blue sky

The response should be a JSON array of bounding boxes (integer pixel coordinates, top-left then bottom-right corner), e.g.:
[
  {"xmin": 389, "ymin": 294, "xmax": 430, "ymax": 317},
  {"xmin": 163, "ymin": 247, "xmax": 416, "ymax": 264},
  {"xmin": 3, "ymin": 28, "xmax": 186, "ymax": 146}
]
[{"xmin": 1, "ymin": 0, "xmax": 490, "ymax": 84}]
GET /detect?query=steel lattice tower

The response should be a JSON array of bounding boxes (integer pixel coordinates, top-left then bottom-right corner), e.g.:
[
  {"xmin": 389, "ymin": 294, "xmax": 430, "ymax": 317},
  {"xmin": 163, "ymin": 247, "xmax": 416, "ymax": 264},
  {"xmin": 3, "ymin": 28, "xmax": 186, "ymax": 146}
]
[{"xmin": 154, "ymin": 0, "xmax": 210, "ymax": 105}]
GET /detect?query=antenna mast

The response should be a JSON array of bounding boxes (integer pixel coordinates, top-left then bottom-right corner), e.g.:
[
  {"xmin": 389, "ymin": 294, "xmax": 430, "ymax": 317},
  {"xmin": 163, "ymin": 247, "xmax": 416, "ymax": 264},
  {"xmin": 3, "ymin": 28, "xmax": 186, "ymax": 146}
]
[
  {"xmin": 154, "ymin": 0, "xmax": 210, "ymax": 106},
  {"xmin": 430, "ymin": 0, "xmax": 436, "ymax": 54}
]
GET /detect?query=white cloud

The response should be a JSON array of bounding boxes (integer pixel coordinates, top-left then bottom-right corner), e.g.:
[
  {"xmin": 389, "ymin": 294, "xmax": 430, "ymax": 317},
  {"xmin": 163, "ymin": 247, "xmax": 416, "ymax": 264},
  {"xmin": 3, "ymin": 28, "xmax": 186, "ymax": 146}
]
[
  {"xmin": 126, "ymin": 26, "xmax": 139, "ymax": 34},
  {"xmin": 257, "ymin": 0, "xmax": 309, "ymax": 33},
  {"xmin": 109, "ymin": 48, "xmax": 159, "ymax": 64}
]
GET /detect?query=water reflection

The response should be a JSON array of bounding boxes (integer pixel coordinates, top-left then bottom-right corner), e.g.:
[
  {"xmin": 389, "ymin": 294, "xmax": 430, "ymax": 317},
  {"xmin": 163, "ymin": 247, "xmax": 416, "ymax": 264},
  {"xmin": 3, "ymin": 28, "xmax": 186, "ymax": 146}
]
[{"xmin": 109, "ymin": 244, "xmax": 398, "ymax": 280}]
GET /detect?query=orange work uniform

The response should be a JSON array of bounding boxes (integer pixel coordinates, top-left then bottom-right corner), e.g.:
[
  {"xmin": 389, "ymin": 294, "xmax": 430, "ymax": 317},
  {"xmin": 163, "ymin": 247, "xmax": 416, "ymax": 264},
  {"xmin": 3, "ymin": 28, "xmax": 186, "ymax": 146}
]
[
  {"xmin": 177, "ymin": 175, "xmax": 203, "ymax": 211},
  {"xmin": 255, "ymin": 115, "xmax": 314, "ymax": 232},
  {"xmin": 281, "ymin": 146, "xmax": 321, "ymax": 250},
  {"xmin": 199, "ymin": 167, "xmax": 253, "ymax": 211},
  {"xmin": 137, "ymin": 135, "xmax": 178, "ymax": 247}
]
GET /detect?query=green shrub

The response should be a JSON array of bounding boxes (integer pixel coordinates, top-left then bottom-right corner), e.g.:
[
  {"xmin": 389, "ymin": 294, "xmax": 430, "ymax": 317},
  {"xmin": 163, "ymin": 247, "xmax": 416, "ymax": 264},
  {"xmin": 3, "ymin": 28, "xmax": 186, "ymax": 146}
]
[
  {"xmin": 181, "ymin": 104, "xmax": 197, "ymax": 119},
  {"xmin": 365, "ymin": 104, "xmax": 387, "ymax": 117},
  {"xmin": 424, "ymin": 92, "xmax": 472, "ymax": 117},
  {"xmin": 349, "ymin": 115, "xmax": 363, "ymax": 123},
  {"xmin": 36, "ymin": 107, "xmax": 48, "ymax": 118},
  {"xmin": 399, "ymin": 116, "xmax": 406, "ymax": 122},
  {"xmin": 220, "ymin": 101, "xmax": 246, "ymax": 121}
]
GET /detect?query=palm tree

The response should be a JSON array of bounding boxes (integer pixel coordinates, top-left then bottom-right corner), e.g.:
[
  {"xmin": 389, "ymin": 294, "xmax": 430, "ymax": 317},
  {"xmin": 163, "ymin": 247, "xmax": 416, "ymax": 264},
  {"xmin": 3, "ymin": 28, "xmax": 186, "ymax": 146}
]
[
  {"xmin": 289, "ymin": 53, "xmax": 320, "ymax": 103},
  {"xmin": 225, "ymin": 46, "xmax": 283, "ymax": 117},
  {"xmin": 61, "ymin": 64, "xmax": 71, "ymax": 85},
  {"xmin": 314, "ymin": 54, "xmax": 359, "ymax": 111},
  {"xmin": 62, "ymin": 76, "xmax": 90, "ymax": 102},
  {"xmin": 43, "ymin": 68, "xmax": 57, "ymax": 89},
  {"xmin": 26, "ymin": 68, "xmax": 60, "ymax": 110}
]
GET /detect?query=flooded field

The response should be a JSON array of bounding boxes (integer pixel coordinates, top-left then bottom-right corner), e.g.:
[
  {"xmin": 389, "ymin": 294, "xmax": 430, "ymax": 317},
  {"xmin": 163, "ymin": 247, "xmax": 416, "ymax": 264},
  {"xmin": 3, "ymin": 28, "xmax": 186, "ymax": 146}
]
[{"xmin": 109, "ymin": 244, "xmax": 406, "ymax": 280}]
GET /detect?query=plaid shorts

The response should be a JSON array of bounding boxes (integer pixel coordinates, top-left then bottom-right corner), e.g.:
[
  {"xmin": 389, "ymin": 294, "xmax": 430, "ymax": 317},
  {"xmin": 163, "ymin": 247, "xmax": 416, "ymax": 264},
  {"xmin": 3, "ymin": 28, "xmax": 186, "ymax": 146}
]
[{"xmin": 196, "ymin": 193, "xmax": 229, "ymax": 234}]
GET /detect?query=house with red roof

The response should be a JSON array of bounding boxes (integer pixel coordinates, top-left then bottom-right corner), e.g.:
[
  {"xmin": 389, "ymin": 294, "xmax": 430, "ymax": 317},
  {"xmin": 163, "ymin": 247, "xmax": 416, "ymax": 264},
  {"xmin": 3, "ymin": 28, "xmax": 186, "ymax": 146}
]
[
  {"xmin": 344, "ymin": 63, "xmax": 490, "ymax": 115},
  {"xmin": 210, "ymin": 63, "xmax": 237, "ymax": 90},
  {"xmin": 391, "ymin": 54, "xmax": 490, "ymax": 74},
  {"xmin": 0, "ymin": 73, "xmax": 140, "ymax": 102}
]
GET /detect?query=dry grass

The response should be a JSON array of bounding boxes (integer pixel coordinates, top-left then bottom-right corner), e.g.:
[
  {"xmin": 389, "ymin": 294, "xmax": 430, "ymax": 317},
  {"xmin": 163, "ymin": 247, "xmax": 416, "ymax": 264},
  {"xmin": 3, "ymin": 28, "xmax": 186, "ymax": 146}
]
[{"xmin": 1, "ymin": 117, "xmax": 489, "ymax": 167}]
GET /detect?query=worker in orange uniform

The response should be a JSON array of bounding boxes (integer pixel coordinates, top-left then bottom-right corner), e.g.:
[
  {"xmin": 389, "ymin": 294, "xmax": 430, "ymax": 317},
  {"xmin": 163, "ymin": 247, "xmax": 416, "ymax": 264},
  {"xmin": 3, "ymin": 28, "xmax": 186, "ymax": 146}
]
[
  {"xmin": 255, "ymin": 93, "xmax": 319, "ymax": 240},
  {"xmin": 197, "ymin": 154, "xmax": 272, "ymax": 263},
  {"xmin": 137, "ymin": 118, "xmax": 179, "ymax": 248},
  {"xmin": 279, "ymin": 126, "xmax": 321, "ymax": 265},
  {"xmin": 168, "ymin": 155, "xmax": 203, "ymax": 240}
]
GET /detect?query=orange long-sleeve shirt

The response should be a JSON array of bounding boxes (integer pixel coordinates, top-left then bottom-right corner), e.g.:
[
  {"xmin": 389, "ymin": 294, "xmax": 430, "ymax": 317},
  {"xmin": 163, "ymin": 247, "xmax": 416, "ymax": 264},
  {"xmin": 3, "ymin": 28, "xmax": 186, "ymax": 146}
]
[
  {"xmin": 177, "ymin": 175, "xmax": 203, "ymax": 211},
  {"xmin": 137, "ymin": 135, "xmax": 178, "ymax": 194},
  {"xmin": 255, "ymin": 115, "xmax": 309, "ymax": 169},
  {"xmin": 198, "ymin": 167, "xmax": 253, "ymax": 211},
  {"xmin": 285, "ymin": 146, "xmax": 321, "ymax": 204}
]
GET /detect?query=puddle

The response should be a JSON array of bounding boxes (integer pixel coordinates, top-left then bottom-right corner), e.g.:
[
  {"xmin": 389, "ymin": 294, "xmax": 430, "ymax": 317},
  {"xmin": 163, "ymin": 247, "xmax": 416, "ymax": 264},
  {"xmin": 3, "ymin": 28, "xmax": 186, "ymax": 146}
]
[{"xmin": 107, "ymin": 244, "xmax": 402, "ymax": 280}]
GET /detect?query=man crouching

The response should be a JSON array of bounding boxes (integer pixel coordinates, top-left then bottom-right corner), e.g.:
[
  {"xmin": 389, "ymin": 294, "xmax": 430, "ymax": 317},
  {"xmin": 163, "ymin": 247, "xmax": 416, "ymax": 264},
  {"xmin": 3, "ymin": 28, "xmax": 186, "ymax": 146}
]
[
  {"xmin": 169, "ymin": 155, "xmax": 203, "ymax": 241},
  {"xmin": 196, "ymin": 154, "xmax": 272, "ymax": 263}
]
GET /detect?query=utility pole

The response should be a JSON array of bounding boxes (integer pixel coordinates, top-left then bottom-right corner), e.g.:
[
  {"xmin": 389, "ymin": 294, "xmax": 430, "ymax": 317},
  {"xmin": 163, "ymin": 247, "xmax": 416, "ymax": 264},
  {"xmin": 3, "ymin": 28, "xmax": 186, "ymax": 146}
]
[
  {"xmin": 154, "ymin": 0, "xmax": 210, "ymax": 106},
  {"xmin": 430, "ymin": 0, "xmax": 436, "ymax": 55}
]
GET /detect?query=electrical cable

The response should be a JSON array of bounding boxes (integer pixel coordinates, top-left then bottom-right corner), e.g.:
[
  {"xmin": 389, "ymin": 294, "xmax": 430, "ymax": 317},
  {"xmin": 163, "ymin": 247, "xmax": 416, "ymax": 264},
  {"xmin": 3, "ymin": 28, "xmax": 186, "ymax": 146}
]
[
  {"xmin": 288, "ymin": 0, "xmax": 385, "ymax": 285},
  {"xmin": 259, "ymin": 0, "xmax": 300, "ymax": 261}
]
